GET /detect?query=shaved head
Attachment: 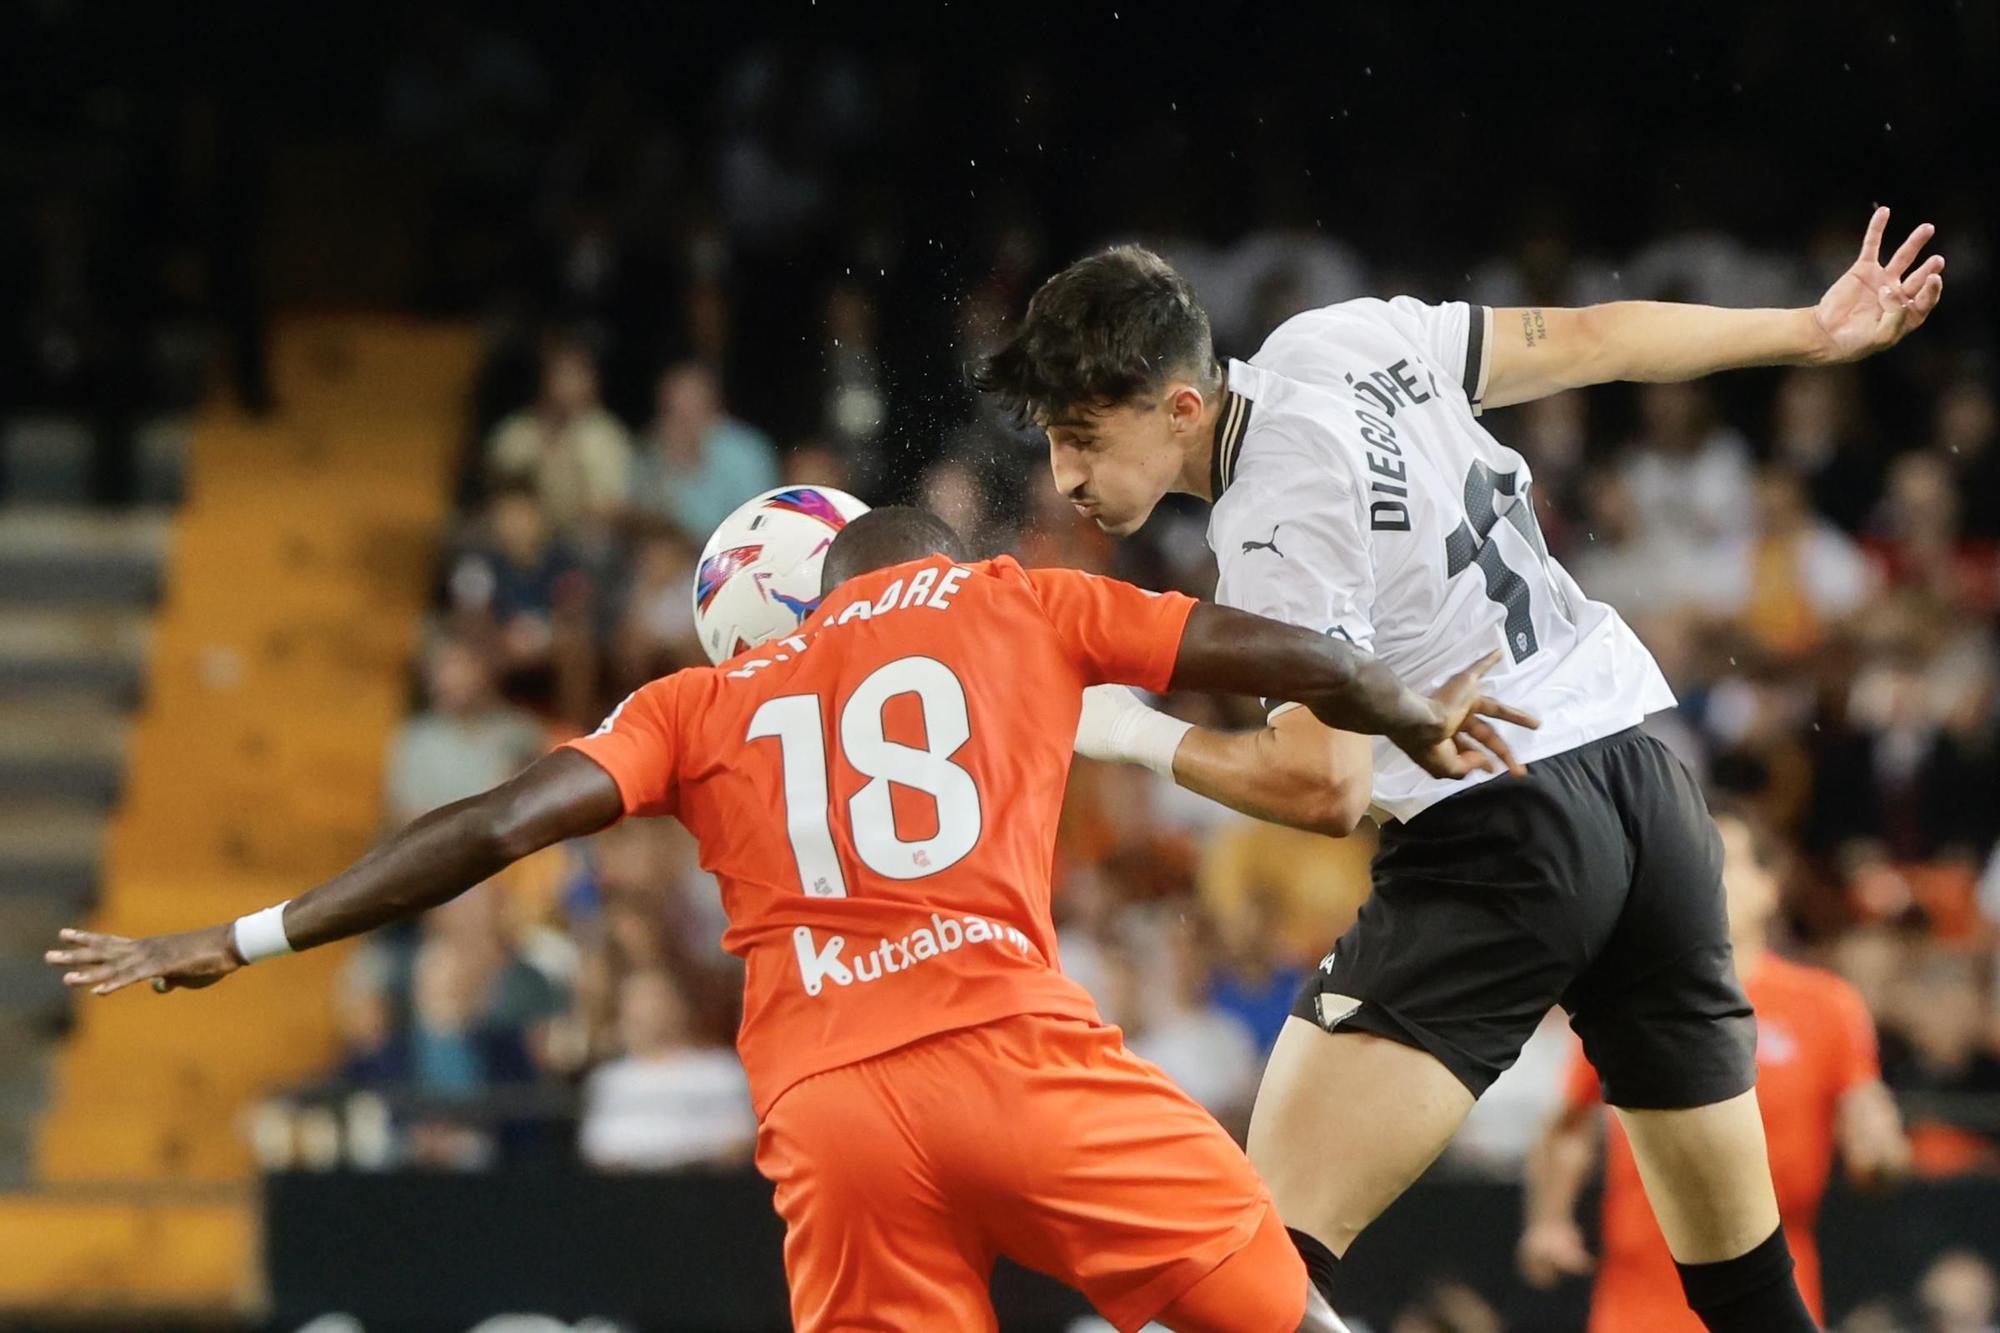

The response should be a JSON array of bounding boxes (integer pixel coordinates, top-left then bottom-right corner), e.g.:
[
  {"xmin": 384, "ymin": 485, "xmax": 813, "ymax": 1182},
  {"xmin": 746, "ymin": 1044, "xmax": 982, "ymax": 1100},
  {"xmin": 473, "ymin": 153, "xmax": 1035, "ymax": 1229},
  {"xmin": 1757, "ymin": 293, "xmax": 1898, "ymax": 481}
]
[{"xmin": 820, "ymin": 507, "xmax": 969, "ymax": 595}]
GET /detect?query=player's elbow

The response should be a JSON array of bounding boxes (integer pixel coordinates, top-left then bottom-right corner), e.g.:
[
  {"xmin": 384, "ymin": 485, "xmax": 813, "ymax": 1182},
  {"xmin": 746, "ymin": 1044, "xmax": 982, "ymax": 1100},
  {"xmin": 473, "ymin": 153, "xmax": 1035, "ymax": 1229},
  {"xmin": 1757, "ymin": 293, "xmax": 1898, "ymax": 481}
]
[
  {"xmin": 1288, "ymin": 771, "xmax": 1370, "ymax": 837},
  {"xmin": 1564, "ymin": 304, "xmax": 1621, "ymax": 387},
  {"xmin": 1260, "ymin": 714, "xmax": 1371, "ymax": 836},
  {"xmin": 474, "ymin": 791, "xmax": 545, "ymax": 865}
]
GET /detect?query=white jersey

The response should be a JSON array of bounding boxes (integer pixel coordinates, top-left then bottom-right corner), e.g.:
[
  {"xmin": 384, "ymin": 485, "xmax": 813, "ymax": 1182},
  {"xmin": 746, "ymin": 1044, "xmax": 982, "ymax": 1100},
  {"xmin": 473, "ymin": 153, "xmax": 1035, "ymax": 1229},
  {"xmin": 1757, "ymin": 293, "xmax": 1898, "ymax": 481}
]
[{"xmin": 1206, "ymin": 297, "xmax": 1676, "ymax": 822}]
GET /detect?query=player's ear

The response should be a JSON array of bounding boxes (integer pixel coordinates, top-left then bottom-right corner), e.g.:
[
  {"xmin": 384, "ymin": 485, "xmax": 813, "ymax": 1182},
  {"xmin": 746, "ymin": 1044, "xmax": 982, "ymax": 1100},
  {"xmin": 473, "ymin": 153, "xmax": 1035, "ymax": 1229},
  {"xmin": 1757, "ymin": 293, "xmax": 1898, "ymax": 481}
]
[{"xmin": 1165, "ymin": 382, "xmax": 1206, "ymax": 433}]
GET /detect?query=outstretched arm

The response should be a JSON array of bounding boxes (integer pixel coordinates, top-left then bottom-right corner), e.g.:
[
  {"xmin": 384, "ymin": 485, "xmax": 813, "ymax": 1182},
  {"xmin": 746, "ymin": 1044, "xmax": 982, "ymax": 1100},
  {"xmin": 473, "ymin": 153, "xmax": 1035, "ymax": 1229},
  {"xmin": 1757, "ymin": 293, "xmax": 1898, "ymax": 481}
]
[
  {"xmin": 1835, "ymin": 1079, "xmax": 1912, "ymax": 1190},
  {"xmin": 1482, "ymin": 207, "xmax": 1945, "ymax": 410},
  {"xmin": 47, "ymin": 749, "xmax": 625, "ymax": 996}
]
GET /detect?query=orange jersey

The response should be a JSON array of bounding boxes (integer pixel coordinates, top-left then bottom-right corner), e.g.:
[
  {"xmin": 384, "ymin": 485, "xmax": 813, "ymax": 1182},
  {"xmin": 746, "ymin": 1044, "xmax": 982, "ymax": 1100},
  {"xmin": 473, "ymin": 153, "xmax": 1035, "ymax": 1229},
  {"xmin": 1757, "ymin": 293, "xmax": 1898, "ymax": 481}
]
[
  {"xmin": 563, "ymin": 554, "xmax": 1195, "ymax": 1116},
  {"xmin": 1567, "ymin": 953, "xmax": 1880, "ymax": 1331}
]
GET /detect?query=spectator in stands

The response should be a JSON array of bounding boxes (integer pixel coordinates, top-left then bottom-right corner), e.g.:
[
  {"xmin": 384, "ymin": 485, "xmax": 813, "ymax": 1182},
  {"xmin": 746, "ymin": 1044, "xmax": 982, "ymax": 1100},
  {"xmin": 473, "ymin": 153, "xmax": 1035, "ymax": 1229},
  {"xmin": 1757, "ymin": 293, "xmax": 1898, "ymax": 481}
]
[
  {"xmin": 1879, "ymin": 951, "xmax": 2000, "ymax": 1175},
  {"xmin": 555, "ymin": 818, "xmax": 736, "ymax": 1070},
  {"xmin": 609, "ymin": 528, "xmax": 703, "ymax": 687},
  {"xmin": 1917, "ymin": 1249, "xmax": 2000, "ymax": 1333},
  {"xmin": 443, "ymin": 481, "xmax": 595, "ymax": 712},
  {"xmin": 383, "ymin": 633, "xmax": 545, "ymax": 828},
  {"xmin": 1512, "ymin": 389, "xmax": 1590, "ymax": 546},
  {"xmin": 578, "ymin": 969, "xmax": 755, "ymax": 1171},
  {"xmin": 1810, "ymin": 621, "xmax": 1995, "ymax": 867},
  {"xmin": 1772, "ymin": 365, "xmax": 1883, "ymax": 535},
  {"xmin": 340, "ymin": 918, "xmax": 546, "ymax": 1169},
  {"xmin": 1620, "ymin": 381, "xmax": 1756, "ymax": 562},
  {"xmin": 486, "ymin": 335, "xmax": 633, "ymax": 538},
  {"xmin": 628, "ymin": 360, "xmax": 779, "ymax": 543},
  {"xmin": 1450, "ymin": 1008, "xmax": 1576, "ymax": 1177},
  {"xmin": 342, "ymin": 881, "xmax": 569, "ymax": 1067},
  {"xmin": 1935, "ymin": 377, "xmax": 1999, "ymax": 540},
  {"xmin": 783, "ymin": 437, "xmax": 856, "ymax": 492},
  {"xmin": 1205, "ymin": 884, "xmax": 1305, "ymax": 1056},
  {"xmin": 1707, "ymin": 467, "xmax": 1875, "ymax": 660},
  {"xmin": 920, "ymin": 457, "xmax": 1002, "ymax": 558},
  {"xmin": 1104, "ymin": 914, "xmax": 1260, "ymax": 1134},
  {"xmin": 819, "ymin": 281, "xmax": 886, "ymax": 467},
  {"xmin": 1868, "ymin": 453, "xmax": 2000, "ymax": 614},
  {"xmin": 1566, "ymin": 467, "xmax": 1706, "ymax": 630}
]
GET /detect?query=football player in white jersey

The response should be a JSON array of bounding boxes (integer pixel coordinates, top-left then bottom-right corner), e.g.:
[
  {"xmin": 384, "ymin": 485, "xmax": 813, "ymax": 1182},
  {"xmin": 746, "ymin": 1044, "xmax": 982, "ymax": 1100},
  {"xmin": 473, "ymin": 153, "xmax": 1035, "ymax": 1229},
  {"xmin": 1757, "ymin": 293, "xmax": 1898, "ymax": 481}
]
[{"xmin": 974, "ymin": 207, "xmax": 1944, "ymax": 1333}]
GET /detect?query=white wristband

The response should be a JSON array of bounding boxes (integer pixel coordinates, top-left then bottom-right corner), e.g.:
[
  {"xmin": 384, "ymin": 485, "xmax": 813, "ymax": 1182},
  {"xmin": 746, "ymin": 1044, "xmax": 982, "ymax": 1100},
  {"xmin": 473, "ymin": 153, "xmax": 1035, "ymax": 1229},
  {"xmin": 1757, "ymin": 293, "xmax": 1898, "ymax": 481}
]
[
  {"xmin": 1123, "ymin": 708, "xmax": 1194, "ymax": 778},
  {"xmin": 1075, "ymin": 685, "xmax": 1194, "ymax": 779},
  {"xmin": 232, "ymin": 901, "xmax": 295, "ymax": 964}
]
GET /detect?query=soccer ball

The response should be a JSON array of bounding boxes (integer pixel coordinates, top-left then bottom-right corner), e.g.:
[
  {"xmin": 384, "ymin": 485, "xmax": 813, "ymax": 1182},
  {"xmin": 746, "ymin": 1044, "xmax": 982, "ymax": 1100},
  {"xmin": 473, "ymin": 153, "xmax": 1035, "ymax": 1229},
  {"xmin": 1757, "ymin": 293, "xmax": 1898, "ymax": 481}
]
[{"xmin": 691, "ymin": 485, "xmax": 870, "ymax": 665}]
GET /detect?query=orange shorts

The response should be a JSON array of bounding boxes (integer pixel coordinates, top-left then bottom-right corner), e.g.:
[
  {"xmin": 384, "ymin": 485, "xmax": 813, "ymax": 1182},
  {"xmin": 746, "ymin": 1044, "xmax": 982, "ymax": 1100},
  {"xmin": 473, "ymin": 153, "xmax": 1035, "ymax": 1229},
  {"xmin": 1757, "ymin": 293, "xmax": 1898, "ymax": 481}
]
[{"xmin": 755, "ymin": 1013, "xmax": 1307, "ymax": 1333}]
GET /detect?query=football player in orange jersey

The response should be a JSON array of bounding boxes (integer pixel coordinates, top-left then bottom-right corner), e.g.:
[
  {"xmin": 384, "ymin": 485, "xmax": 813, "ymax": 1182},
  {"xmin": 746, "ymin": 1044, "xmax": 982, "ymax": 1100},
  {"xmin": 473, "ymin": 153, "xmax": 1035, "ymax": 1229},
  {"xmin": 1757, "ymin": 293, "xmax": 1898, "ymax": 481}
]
[
  {"xmin": 49, "ymin": 507, "xmax": 1536, "ymax": 1333},
  {"xmin": 1518, "ymin": 805, "xmax": 1911, "ymax": 1332}
]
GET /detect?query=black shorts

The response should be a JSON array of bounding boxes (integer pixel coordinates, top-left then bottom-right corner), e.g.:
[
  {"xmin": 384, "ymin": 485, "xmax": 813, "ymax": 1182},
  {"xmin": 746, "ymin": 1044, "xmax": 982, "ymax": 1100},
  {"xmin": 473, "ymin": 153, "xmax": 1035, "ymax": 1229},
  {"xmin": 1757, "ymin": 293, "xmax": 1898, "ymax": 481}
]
[{"xmin": 1293, "ymin": 726, "xmax": 1755, "ymax": 1109}]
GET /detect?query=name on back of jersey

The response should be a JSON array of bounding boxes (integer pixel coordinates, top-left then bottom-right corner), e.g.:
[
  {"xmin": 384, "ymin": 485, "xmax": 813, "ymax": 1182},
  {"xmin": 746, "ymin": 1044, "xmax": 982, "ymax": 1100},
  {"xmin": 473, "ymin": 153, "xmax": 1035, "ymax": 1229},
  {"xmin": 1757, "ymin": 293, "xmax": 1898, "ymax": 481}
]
[
  {"xmin": 725, "ymin": 564, "xmax": 973, "ymax": 680},
  {"xmin": 1348, "ymin": 356, "xmax": 1442, "ymax": 534}
]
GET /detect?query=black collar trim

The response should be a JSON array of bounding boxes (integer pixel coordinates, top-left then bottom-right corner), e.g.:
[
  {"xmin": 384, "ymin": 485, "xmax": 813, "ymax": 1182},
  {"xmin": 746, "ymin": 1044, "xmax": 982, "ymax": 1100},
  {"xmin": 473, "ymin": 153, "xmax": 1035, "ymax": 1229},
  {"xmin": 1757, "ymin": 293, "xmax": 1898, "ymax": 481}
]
[{"xmin": 1209, "ymin": 385, "xmax": 1253, "ymax": 499}]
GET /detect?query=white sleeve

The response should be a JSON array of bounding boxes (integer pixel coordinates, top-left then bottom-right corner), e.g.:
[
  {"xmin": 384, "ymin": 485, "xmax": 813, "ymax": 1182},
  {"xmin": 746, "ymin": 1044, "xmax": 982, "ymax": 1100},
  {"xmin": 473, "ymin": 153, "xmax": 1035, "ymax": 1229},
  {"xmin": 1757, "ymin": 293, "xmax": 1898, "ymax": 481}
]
[
  {"xmin": 1211, "ymin": 441, "xmax": 1376, "ymax": 714},
  {"xmin": 1381, "ymin": 296, "xmax": 1494, "ymax": 414},
  {"xmin": 1258, "ymin": 297, "xmax": 1494, "ymax": 415}
]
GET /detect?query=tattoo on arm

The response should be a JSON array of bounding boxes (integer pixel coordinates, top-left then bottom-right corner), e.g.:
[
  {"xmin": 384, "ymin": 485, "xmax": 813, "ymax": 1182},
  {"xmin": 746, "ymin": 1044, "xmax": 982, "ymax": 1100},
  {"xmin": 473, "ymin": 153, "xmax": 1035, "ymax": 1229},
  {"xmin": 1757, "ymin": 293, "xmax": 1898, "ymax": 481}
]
[{"xmin": 1521, "ymin": 308, "xmax": 1548, "ymax": 349}]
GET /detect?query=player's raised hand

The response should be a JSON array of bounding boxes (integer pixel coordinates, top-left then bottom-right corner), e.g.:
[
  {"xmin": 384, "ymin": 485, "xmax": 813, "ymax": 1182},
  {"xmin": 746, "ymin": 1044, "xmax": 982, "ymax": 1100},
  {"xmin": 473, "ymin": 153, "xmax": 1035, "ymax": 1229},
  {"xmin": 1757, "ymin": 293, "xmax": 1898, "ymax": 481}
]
[
  {"xmin": 1391, "ymin": 649, "xmax": 1540, "ymax": 780},
  {"xmin": 1811, "ymin": 206, "xmax": 1945, "ymax": 363},
  {"xmin": 44, "ymin": 924, "xmax": 242, "ymax": 996}
]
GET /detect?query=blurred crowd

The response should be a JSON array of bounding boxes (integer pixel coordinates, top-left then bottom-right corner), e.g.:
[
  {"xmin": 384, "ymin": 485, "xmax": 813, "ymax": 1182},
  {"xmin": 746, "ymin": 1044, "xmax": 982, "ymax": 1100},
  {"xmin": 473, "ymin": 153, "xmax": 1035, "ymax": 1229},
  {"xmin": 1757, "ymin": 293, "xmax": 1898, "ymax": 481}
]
[
  {"xmin": 328, "ymin": 236, "xmax": 2000, "ymax": 1193},
  {"xmin": 240, "ymin": 14, "xmax": 2000, "ymax": 1206},
  {"xmin": 9, "ymin": 3, "xmax": 1996, "ymax": 1325}
]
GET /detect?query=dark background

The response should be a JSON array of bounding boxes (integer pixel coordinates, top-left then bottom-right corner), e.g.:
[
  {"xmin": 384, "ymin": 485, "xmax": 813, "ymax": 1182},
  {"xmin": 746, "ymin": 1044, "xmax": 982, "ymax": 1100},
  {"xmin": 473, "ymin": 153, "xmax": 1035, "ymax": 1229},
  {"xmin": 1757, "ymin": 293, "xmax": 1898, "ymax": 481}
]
[
  {"xmin": 5, "ymin": 5, "xmax": 1997, "ymax": 1331},
  {"xmin": 4, "ymin": 0, "xmax": 1991, "ymax": 479}
]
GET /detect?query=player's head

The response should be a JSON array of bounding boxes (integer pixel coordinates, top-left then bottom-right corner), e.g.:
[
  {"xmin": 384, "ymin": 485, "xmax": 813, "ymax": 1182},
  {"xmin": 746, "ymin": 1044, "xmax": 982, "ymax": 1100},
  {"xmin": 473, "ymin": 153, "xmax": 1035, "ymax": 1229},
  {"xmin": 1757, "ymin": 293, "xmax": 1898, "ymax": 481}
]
[
  {"xmin": 972, "ymin": 245, "xmax": 1219, "ymax": 536},
  {"xmin": 1711, "ymin": 800, "xmax": 1782, "ymax": 948},
  {"xmin": 819, "ymin": 506, "xmax": 968, "ymax": 595}
]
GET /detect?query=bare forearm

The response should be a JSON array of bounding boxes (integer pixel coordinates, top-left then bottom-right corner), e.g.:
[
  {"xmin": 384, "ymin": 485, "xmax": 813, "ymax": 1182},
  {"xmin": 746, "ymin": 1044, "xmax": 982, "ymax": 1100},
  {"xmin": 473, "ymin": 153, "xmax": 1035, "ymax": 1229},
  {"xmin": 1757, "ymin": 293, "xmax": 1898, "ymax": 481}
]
[
  {"xmin": 1836, "ymin": 1081, "xmax": 1910, "ymax": 1186},
  {"xmin": 1486, "ymin": 303, "xmax": 1826, "ymax": 409},
  {"xmin": 1170, "ymin": 723, "xmax": 1365, "ymax": 835},
  {"xmin": 1525, "ymin": 1117, "xmax": 1597, "ymax": 1227},
  {"xmin": 283, "ymin": 749, "xmax": 623, "ymax": 951},
  {"xmin": 279, "ymin": 800, "xmax": 519, "ymax": 950},
  {"xmin": 49, "ymin": 751, "xmax": 625, "ymax": 995}
]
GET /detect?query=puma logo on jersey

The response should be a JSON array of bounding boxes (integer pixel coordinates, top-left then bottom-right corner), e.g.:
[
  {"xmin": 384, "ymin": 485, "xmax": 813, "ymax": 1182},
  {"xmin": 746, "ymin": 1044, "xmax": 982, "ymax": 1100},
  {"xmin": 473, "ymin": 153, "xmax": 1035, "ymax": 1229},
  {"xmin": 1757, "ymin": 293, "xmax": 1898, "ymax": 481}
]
[
  {"xmin": 1241, "ymin": 526, "xmax": 1285, "ymax": 558},
  {"xmin": 792, "ymin": 914, "xmax": 1034, "ymax": 996}
]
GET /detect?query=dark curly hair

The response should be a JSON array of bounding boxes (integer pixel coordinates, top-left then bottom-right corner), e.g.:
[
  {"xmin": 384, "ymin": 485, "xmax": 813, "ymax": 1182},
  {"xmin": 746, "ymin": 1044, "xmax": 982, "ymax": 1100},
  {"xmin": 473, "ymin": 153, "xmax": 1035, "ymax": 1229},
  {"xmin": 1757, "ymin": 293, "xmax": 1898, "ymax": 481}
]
[{"xmin": 970, "ymin": 245, "xmax": 1218, "ymax": 427}]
